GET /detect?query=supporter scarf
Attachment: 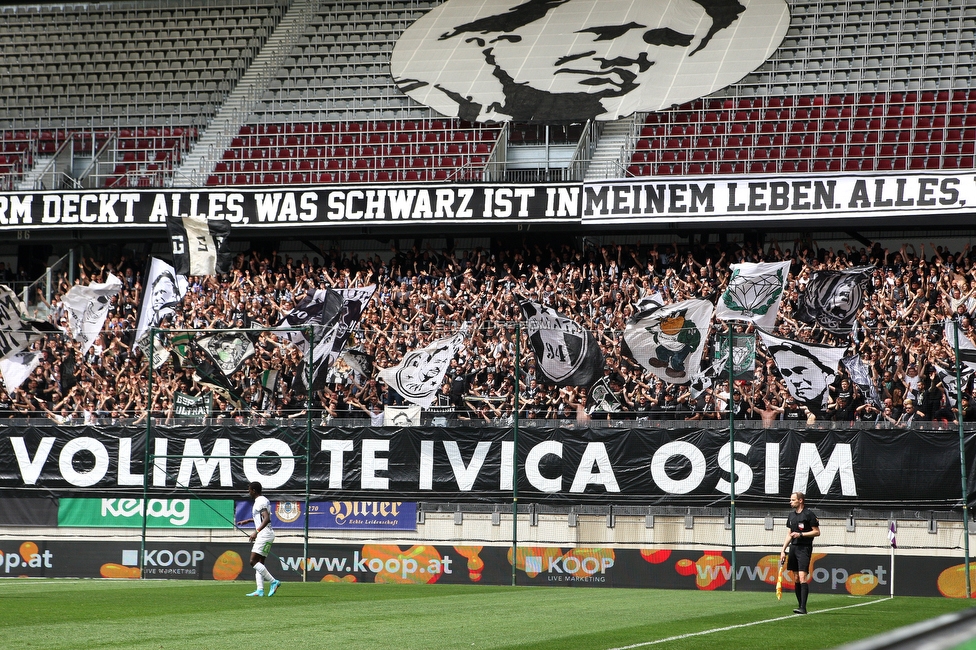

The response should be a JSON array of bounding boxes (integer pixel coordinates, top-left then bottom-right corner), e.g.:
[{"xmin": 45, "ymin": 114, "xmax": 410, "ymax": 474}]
[
  {"xmin": 166, "ymin": 214, "xmax": 233, "ymax": 276},
  {"xmin": 795, "ymin": 267, "xmax": 872, "ymax": 334},
  {"xmin": 623, "ymin": 298, "xmax": 713, "ymax": 384},
  {"xmin": 716, "ymin": 261, "xmax": 791, "ymax": 329},
  {"xmin": 519, "ymin": 298, "xmax": 604, "ymax": 387},
  {"xmin": 61, "ymin": 273, "xmax": 122, "ymax": 354},
  {"xmin": 758, "ymin": 329, "xmax": 847, "ymax": 414},
  {"xmin": 377, "ymin": 328, "xmax": 466, "ymax": 408}
]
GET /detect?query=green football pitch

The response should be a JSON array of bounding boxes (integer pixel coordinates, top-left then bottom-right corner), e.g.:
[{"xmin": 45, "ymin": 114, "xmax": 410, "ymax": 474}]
[{"xmin": 1, "ymin": 580, "xmax": 973, "ymax": 649}]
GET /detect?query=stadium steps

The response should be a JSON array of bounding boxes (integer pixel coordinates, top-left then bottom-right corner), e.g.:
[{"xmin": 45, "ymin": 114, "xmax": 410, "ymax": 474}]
[
  {"xmin": 16, "ymin": 155, "xmax": 53, "ymax": 191},
  {"xmin": 173, "ymin": 0, "xmax": 317, "ymax": 188},
  {"xmin": 584, "ymin": 116, "xmax": 639, "ymax": 181}
]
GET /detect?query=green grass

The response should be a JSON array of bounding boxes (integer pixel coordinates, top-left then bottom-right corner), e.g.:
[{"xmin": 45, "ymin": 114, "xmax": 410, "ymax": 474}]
[{"xmin": 0, "ymin": 580, "xmax": 972, "ymax": 649}]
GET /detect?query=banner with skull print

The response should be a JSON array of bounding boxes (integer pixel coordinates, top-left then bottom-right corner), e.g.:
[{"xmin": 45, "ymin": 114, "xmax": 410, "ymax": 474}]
[{"xmin": 623, "ymin": 298, "xmax": 713, "ymax": 384}]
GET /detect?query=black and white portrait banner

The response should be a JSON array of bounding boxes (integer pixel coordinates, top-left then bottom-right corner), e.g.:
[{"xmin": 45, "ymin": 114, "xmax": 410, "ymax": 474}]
[
  {"xmin": 758, "ymin": 329, "xmax": 847, "ymax": 414},
  {"xmin": 377, "ymin": 328, "xmax": 467, "ymax": 407},
  {"xmin": 944, "ymin": 318, "xmax": 976, "ymax": 373},
  {"xmin": 623, "ymin": 298, "xmax": 713, "ymax": 384},
  {"xmin": 166, "ymin": 214, "xmax": 233, "ymax": 276},
  {"xmin": 716, "ymin": 261, "xmax": 790, "ymax": 329},
  {"xmin": 134, "ymin": 257, "xmax": 187, "ymax": 351},
  {"xmin": 0, "ymin": 350, "xmax": 40, "ymax": 395},
  {"xmin": 520, "ymin": 298, "xmax": 604, "ymax": 387},
  {"xmin": 61, "ymin": 273, "xmax": 122, "ymax": 354},
  {"xmin": 795, "ymin": 267, "xmax": 872, "ymax": 335}
]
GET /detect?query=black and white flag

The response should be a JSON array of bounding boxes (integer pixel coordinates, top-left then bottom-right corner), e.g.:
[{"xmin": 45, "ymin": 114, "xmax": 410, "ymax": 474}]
[
  {"xmin": 319, "ymin": 285, "xmax": 377, "ymax": 384},
  {"xmin": 796, "ymin": 267, "xmax": 872, "ymax": 335},
  {"xmin": 944, "ymin": 319, "xmax": 976, "ymax": 373},
  {"xmin": 61, "ymin": 273, "xmax": 122, "ymax": 354},
  {"xmin": 0, "ymin": 349, "xmax": 40, "ymax": 395},
  {"xmin": 134, "ymin": 257, "xmax": 187, "ymax": 350},
  {"xmin": 716, "ymin": 261, "xmax": 791, "ymax": 329},
  {"xmin": 519, "ymin": 298, "xmax": 604, "ymax": 387},
  {"xmin": 935, "ymin": 364, "xmax": 974, "ymax": 407},
  {"xmin": 0, "ymin": 286, "xmax": 58, "ymax": 362},
  {"xmin": 167, "ymin": 214, "xmax": 233, "ymax": 276},
  {"xmin": 276, "ymin": 288, "xmax": 344, "ymax": 391},
  {"xmin": 377, "ymin": 328, "xmax": 467, "ymax": 407},
  {"xmin": 195, "ymin": 331, "xmax": 255, "ymax": 377},
  {"xmin": 340, "ymin": 348, "xmax": 375, "ymax": 382},
  {"xmin": 623, "ymin": 299, "xmax": 713, "ymax": 383},
  {"xmin": 842, "ymin": 355, "xmax": 882, "ymax": 408},
  {"xmin": 586, "ymin": 376, "xmax": 622, "ymax": 414},
  {"xmin": 758, "ymin": 329, "xmax": 847, "ymax": 415}
]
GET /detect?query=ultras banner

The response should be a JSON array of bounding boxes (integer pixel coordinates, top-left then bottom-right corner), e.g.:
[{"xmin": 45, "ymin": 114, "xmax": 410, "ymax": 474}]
[
  {"xmin": 1, "ymin": 423, "xmax": 974, "ymax": 508},
  {"xmin": 0, "ymin": 172, "xmax": 973, "ymax": 230}
]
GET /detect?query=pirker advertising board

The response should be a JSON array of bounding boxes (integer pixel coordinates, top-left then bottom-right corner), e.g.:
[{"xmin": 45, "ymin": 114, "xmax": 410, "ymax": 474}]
[
  {"xmin": 1, "ymin": 423, "xmax": 975, "ymax": 509},
  {"xmin": 58, "ymin": 498, "xmax": 235, "ymax": 528},
  {"xmin": 0, "ymin": 539, "xmax": 971, "ymax": 598},
  {"xmin": 0, "ymin": 172, "xmax": 973, "ymax": 230}
]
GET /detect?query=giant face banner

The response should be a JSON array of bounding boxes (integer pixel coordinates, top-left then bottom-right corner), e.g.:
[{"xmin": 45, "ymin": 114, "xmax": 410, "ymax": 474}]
[
  {"xmin": 0, "ymin": 423, "xmax": 973, "ymax": 509},
  {"xmin": 391, "ymin": 0, "xmax": 790, "ymax": 122}
]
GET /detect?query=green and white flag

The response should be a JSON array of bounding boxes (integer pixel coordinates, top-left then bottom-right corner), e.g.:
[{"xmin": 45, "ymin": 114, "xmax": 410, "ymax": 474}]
[
  {"xmin": 715, "ymin": 331, "xmax": 757, "ymax": 380},
  {"xmin": 623, "ymin": 298, "xmax": 713, "ymax": 384},
  {"xmin": 716, "ymin": 261, "xmax": 790, "ymax": 329}
]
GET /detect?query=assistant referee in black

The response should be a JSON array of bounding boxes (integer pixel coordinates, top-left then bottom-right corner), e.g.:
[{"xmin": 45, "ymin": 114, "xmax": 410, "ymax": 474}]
[{"xmin": 780, "ymin": 491, "xmax": 820, "ymax": 614}]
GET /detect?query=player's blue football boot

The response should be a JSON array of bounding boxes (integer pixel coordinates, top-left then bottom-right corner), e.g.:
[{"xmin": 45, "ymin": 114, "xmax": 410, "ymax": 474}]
[
  {"xmin": 246, "ymin": 589, "xmax": 264, "ymax": 597},
  {"xmin": 268, "ymin": 580, "xmax": 281, "ymax": 597}
]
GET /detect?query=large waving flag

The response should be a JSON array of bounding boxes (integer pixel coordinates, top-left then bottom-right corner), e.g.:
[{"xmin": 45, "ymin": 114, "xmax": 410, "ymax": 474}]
[
  {"xmin": 0, "ymin": 286, "xmax": 58, "ymax": 362},
  {"xmin": 758, "ymin": 329, "xmax": 847, "ymax": 414},
  {"xmin": 167, "ymin": 214, "xmax": 233, "ymax": 276},
  {"xmin": 276, "ymin": 288, "xmax": 343, "ymax": 390},
  {"xmin": 134, "ymin": 257, "xmax": 188, "ymax": 350},
  {"xmin": 795, "ymin": 267, "xmax": 872, "ymax": 334},
  {"xmin": 714, "ymin": 330, "xmax": 757, "ymax": 381},
  {"xmin": 61, "ymin": 273, "xmax": 123, "ymax": 354},
  {"xmin": 377, "ymin": 328, "xmax": 467, "ymax": 407},
  {"xmin": 0, "ymin": 349, "xmax": 41, "ymax": 395},
  {"xmin": 195, "ymin": 331, "xmax": 255, "ymax": 377},
  {"xmin": 842, "ymin": 355, "xmax": 882, "ymax": 408},
  {"xmin": 716, "ymin": 261, "xmax": 791, "ymax": 329},
  {"xmin": 623, "ymin": 299, "xmax": 713, "ymax": 384},
  {"xmin": 519, "ymin": 298, "xmax": 604, "ymax": 387},
  {"xmin": 944, "ymin": 318, "xmax": 976, "ymax": 373}
]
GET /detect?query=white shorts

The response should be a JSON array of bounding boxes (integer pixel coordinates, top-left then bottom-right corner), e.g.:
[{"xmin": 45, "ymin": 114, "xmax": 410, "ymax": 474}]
[{"xmin": 251, "ymin": 529, "xmax": 275, "ymax": 557}]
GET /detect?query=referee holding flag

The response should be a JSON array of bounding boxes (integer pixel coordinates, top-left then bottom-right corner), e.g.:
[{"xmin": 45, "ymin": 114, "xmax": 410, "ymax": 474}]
[{"xmin": 780, "ymin": 491, "xmax": 820, "ymax": 614}]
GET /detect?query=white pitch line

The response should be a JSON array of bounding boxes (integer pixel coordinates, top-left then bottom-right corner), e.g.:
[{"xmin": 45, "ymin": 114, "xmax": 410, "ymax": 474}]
[{"xmin": 607, "ymin": 596, "xmax": 892, "ymax": 650}]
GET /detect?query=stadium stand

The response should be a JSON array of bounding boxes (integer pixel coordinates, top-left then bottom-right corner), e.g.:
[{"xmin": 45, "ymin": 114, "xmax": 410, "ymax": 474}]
[{"xmin": 0, "ymin": 0, "xmax": 971, "ymax": 190}]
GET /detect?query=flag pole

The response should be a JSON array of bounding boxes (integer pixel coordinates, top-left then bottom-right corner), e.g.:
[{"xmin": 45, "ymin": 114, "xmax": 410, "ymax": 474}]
[
  {"xmin": 728, "ymin": 323, "xmax": 737, "ymax": 592},
  {"xmin": 889, "ymin": 520, "xmax": 895, "ymax": 598},
  {"xmin": 512, "ymin": 322, "xmax": 520, "ymax": 587},
  {"xmin": 953, "ymin": 323, "xmax": 972, "ymax": 598}
]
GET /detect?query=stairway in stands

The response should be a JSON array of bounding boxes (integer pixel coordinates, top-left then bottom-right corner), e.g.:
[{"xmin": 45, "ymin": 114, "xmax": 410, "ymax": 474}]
[
  {"xmin": 174, "ymin": 0, "xmax": 319, "ymax": 187},
  {"xmin": 584, "ymin": 116, "xmax": 639, "ymax": 181}
]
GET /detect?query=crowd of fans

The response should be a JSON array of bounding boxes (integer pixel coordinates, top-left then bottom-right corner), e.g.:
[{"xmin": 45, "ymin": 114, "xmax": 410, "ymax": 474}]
[{"xmin": 3, "ymin": 236, "xmax": 976, "ymax": 427}]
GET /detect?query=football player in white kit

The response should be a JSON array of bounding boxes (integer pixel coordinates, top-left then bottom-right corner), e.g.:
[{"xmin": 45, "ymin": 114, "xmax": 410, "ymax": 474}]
[{"xmin": 236, "ymin": 481, "xmax": 280, "ymax": 597}]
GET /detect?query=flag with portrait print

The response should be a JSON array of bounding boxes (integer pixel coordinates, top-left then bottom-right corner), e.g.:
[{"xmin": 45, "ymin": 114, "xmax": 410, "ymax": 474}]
[
  {"xmin": 623, "ymin": 299, "xmax": 712, "ymax": 384},
  {"xmin": 61, "ymin": 273, "xmax": 123, "ymax": 355},
  {"xmin": 166, "ymin": 214, "xmax": 233, "ymax": 276},
  {"xmin": 757, "ymin": 329, "xmax": 847, "ymax": 414},
  {"xmin": 276, "ymin": 288, "xmax": 344, "ymax": 392},
  {"xmin": 134, "ymin": 257, "xmax": 188, "ymax": 351},
  {"xmin": 795, "ymin": 267, "xmax": 872, "ymax": 334},
  {"xmin": 716, "ymin": 261, "xmax": 790, "ymax": 329},
  {"xmin": 519, "ymin": 298, "xmax": 604, "ymax": 387}
]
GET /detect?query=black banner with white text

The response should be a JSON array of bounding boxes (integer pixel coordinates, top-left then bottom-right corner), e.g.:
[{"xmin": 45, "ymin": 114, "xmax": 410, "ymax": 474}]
[{"xmin": 1, "ymin": 424, "xmax": 974, "ymax": 509}]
